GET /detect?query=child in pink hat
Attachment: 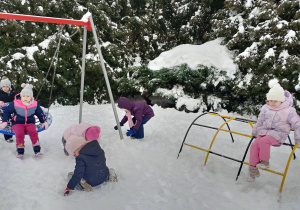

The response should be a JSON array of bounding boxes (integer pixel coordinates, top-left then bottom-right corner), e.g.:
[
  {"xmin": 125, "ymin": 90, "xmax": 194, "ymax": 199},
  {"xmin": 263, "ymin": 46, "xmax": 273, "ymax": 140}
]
[{"xmin": 63, "ymin": 124, "xmax": 117, "ymax": 196}]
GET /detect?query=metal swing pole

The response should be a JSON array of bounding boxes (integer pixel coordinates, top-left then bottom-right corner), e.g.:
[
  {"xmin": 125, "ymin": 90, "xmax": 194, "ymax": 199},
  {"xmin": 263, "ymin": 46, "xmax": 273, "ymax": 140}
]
[
  {"xmin": 88, "ymin": 15, "xmax": 124, "ymax": 140},
  {"xmin": 79, "ymin": 26, "xmax": 87, "ymax": 123}
]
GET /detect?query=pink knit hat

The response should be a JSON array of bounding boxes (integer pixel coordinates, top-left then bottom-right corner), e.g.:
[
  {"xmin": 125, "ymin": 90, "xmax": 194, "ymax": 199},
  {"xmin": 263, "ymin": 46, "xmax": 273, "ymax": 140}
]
[{"xmin": 85, "ymin": 126, "xmax": 101, "ymax": 141}]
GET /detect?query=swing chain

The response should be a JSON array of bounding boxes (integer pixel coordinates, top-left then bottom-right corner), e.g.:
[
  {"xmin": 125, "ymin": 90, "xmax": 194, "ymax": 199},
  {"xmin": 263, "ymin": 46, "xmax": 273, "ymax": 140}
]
[{"xmin": 36, "ymin": 25, "xmax": 64, "ymax": 118}]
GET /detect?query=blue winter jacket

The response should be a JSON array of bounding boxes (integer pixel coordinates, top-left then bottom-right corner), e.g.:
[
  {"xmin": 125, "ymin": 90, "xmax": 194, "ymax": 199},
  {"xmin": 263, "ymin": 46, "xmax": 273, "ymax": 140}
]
[
  {"xmin": 2, "ymin": 94, "xmax": 45, "ymax": 125},
  {"xmin": 67, "ymin": 140, "xmax": 109, "ymax": 190},
  {"xmin": 0, "ymin": 85, "xmax": 16, "ymax": 103}
]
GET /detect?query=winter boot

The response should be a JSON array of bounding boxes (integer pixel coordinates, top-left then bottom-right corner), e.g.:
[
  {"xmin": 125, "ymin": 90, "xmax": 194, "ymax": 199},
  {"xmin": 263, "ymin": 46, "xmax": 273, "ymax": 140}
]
[
  {"xmin": 16, "ymin": 154, "xmax": 24, "ymax": 159},
  {"xmin": 16, "ymin": 148, "xmax": 24, "ymax": 159},
  {"xmin": 109, "ymin": 168, "xmax": 118, "ymax": 182},
  {"xmin": 35, "ymin": 152, "xmax": 43, "ymax": 157},
  {"xmin": 246, "ymin": 166, "xmax": 260, "ymax": 182},
  {"xmin": 80, "ymin": 178, "xmax": 93, "ymax": 192},
  {"xmin": 33, "ymin": 145, "xmax": 43, "ymax": 157},
  {"xmin": 130, "ymin": 136, "xmax": 144, "ymax": 140},
  {"xmin": 5, "ymin": 138, "xmax": 13, "ymax": 143},
  {"xmin": 256, "ymin": 160, "xmax": 270, "ymax": 169},
  {"xmin": 4, "ymin": 134, "xmax": 13, "ymax": 143}
]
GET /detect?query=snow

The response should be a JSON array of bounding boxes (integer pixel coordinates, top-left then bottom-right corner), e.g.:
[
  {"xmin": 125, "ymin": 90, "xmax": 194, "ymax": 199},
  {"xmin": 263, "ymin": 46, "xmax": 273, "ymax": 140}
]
[
  {"xmin": 245, "ymin": 0, "xmax": 253, "ymax": 8},
  {"xmin": 284, "ymin": 30, "xmax": 296, "ymax": 43},
  {"xmin": 237, "ymin": 42, "xmax": 260, "ymax": 59},
  {"xmin": 22, "ymin": 46, "xmax": 39, "ymax": 60},
  {"xmin": 1, "ymin": 104, "xmax": 300, "ymax": 209},
  {"xmin": 81, "ymin": 12, "xmax": 91, "ymax": 23},
  {"xmin": 39, "ymin": 36, "xmax": 54, "ymax": 49},
  {"xmin": 148, "ymin": 38, "xmax": 237, "ymax": 79},
  {"xmin": 264, "ymin": 48, "xmax": 275, "ymax": 59}
]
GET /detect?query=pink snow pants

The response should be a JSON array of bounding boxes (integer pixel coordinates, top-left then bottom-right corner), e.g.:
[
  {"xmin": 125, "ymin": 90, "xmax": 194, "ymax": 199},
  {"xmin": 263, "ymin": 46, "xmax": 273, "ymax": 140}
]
[
  {"xmin": 249, "ymin": 135, "xmax": 280, "ymax": 166},
  {"xmin": 12, "ymin": 124, "xmax": 39, "ymax": 148}
]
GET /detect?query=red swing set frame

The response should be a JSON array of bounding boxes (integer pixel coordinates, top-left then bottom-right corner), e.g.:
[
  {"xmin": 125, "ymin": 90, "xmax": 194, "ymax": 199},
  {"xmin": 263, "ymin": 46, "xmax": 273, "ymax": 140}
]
[{"xmin": 0, "ymin": 12, "xmax": 124, "ymax": 139}]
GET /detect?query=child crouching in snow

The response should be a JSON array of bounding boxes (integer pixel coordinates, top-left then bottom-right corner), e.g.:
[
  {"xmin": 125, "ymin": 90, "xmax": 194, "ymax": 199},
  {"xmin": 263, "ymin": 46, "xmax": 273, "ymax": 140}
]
[
  {"xmin": 114, "ymin": 97, "xmax": 154, "ymax": 139},
  {"xmin": 247, "ymin": 79, "xmax": 300, "ymax": 181},
  {"xmin": 63, "ymin": 124, "xmax": 117, "ymax": 196},
  {"xmin": 0, "ymin": 83, "xmax": 48, "ymax": 159}
]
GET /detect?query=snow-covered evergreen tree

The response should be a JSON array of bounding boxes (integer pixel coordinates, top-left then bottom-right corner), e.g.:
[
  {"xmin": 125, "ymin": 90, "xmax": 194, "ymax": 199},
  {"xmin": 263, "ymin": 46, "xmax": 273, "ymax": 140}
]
[{"xmin": 208, "ymin": 0, "xmax": 300, "ymax": 114}]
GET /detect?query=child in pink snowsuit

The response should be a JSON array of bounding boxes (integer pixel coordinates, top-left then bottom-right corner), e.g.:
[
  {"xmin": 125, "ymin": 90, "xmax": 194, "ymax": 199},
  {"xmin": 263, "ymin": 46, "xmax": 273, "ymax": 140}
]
[
  {"xmin": 247, "ymin": 79, "xmax": 300, "ymax": 181},
  {"xmin": 0, "ymin": 83, "xmax": 49, "ymax": 159}
]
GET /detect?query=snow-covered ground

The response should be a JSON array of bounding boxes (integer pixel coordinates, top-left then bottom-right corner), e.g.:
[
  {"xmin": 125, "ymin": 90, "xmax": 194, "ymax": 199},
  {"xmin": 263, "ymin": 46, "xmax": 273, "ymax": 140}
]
[{"xmin": 1, "ymin": 103, "xmax": 300, "ymax": 210}]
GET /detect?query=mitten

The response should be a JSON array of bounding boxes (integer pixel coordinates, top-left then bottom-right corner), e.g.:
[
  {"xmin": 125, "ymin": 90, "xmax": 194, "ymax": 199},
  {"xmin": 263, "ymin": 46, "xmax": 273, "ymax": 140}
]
[
  {"xmin": 0, "ymin": 122, "xmax": 7, "ymax": 129},
  {"xmin": 114, "ymin": 122, "xmax": 124, "ymax": 130},
  {"xmin": 0, "ymin": 101, "xmax": 5, "ymax": 107},
  {"xmin": 64, "ymin": 187, "xmax": 72, "ymax": 196},
  {"xmin": 126, "ymin": 128, "xmax": 136, "ymax": 136},
  {"xmin": 42, "ymin": 121, "xmax": 49, "ymax": 130}
]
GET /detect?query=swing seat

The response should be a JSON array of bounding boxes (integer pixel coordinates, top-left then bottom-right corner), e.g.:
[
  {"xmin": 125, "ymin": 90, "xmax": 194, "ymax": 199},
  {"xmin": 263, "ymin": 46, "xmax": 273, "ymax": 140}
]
[{"xmin": 0, "ymin": 106, "xmax": 52, "ymax": 135}]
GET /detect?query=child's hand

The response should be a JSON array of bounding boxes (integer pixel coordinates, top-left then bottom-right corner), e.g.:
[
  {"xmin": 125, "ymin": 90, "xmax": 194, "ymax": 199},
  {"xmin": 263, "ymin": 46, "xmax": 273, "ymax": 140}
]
[
  {"xmin": 114, "ymin": 122, "xmax": 124, "ymax": 130},
  {"xmin": 0, "ymin": 101, "xmax": 5, "ymax": 107},
  {"xmin": 0, "ymin": 122, "xmax": 7, "ymax": 129},
  {"xmin": 42, "ymin": 122, "xmax": 49, "ymax": 130},
  {"xmin": 63, "ymin": 187, "xmax": 72, "ymax": 196},
  {"xmin": 126, "ymin": 128, "xmax": 136, "ymax": 136}
]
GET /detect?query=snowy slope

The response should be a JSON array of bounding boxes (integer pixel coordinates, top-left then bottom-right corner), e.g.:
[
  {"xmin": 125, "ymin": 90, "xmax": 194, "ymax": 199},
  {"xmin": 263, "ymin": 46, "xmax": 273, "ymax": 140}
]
[{"xmin": 1, "ymin": 104, "xmax": 300, "ymax": 210}]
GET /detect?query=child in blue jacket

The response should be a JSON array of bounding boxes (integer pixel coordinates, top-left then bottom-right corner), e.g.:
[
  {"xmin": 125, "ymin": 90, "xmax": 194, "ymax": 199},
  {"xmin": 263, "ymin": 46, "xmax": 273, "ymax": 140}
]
[
  {"xmin": 0, "ymin": 76, "xmax": 16, "ymax": 142},
  {"xmin": 0, "ymin": 83, "xmax": 48, "ymax": 159},
  {"xmin": 63, "ymin": 125, "xmax": 117, "ymax": 196}
]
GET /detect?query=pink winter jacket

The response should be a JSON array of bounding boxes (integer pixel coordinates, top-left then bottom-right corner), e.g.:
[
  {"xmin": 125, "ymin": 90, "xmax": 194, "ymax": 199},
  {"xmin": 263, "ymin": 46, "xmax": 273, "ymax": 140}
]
[{"xmin": 252, "ymin": 100, "xmax": 300, "ymax": 144}]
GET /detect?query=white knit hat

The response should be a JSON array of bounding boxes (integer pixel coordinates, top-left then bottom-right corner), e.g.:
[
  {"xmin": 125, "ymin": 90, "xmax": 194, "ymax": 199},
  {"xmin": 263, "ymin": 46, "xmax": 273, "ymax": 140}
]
[
  {"xmin": 266, "ymin": 79, "xmax": 285, "ymax": 102},
  {"xmin": 0, "ymin": 77, "xmax": 11, "ymax": 89},
  {"xmin": 20, "ymin": 83, "xmax": 33, "ymax": 97}
]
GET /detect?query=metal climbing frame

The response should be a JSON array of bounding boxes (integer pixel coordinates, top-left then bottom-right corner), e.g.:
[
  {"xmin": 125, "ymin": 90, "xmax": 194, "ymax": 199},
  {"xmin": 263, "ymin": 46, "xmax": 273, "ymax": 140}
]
[{"xmin": 177, "ymin": 112, "xmax": 299, "ymax": 192}]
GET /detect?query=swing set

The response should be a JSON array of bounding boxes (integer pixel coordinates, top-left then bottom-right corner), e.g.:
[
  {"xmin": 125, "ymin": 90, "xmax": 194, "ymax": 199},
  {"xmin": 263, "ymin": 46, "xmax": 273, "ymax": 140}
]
[
  {"xmin": 0, "ymin": 12, "xmax": 124, "ymax": 139},
  {"xmin": 177, "ymin": 112, "xmax": 300, "ymax": 193}
]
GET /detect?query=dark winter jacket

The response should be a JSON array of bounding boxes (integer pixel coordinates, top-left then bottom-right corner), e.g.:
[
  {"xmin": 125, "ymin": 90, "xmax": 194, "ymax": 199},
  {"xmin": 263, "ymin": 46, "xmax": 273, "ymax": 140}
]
[
  {"xmin": 118, "ymin": 97, "xmax": 154, "ymax": 131},
  {"xmin": 2, "ymin": 94, "xmax": 45, "ymax": 125},
  {"xmin": 67, "ymin": 140, "xmax": 109, "ymax": 190},
  {"xmin": 0, "ymin": 85, "xmax": 16, "ymax": 103}
]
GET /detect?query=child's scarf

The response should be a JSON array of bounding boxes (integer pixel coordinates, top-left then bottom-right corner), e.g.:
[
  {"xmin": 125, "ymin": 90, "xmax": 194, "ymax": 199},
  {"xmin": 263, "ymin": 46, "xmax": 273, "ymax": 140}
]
[{"xmin": 126, "ymin": 111, "xmax": 134, "ymax": 128}]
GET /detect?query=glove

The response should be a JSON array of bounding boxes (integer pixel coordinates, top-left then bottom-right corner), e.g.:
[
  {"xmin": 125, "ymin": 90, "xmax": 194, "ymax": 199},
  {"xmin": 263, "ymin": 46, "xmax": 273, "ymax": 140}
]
[
  {"xmin": 126, "ymin": 128, "xmax": 136, "ymax": 136},
  {"xmin": 42, "ymin": 121, "xmax": 49, "ymax": 130},
  {"xmin": 114, "ymin": 122, "xmax": 124, "ymax": 130},
  {"xmin": 0, "ymin": 122, "xmax": 7, "ymax": 129},
  {"xmin": 64, "ymin": 187, "xmax": 72, "ymax": 196},
  {"xmin": 0, "ymin": 101, "xmax": 5, "ymax": 107}
]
